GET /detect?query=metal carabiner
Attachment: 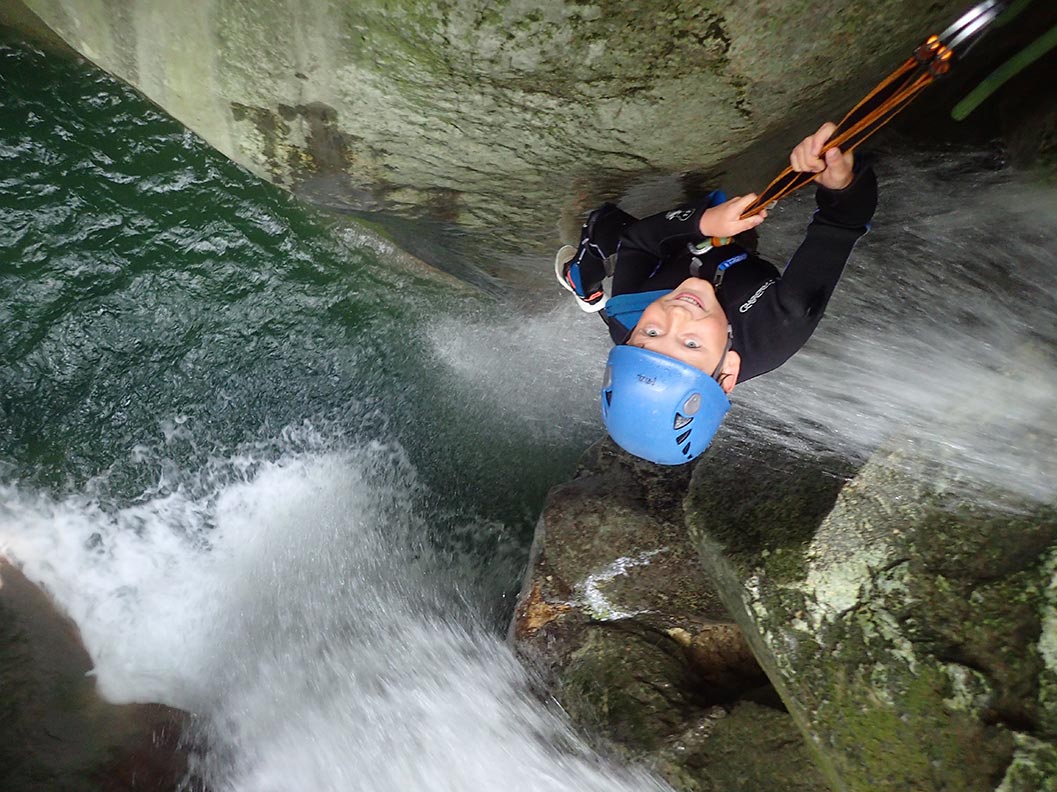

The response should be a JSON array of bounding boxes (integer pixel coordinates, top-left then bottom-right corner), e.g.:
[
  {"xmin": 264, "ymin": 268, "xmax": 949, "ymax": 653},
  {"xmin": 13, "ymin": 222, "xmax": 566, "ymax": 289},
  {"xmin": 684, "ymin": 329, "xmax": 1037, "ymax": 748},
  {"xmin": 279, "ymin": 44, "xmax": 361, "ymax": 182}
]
[{"xmin": 939, "ymin": 0, "xmax": 1009, "ymax": 58}]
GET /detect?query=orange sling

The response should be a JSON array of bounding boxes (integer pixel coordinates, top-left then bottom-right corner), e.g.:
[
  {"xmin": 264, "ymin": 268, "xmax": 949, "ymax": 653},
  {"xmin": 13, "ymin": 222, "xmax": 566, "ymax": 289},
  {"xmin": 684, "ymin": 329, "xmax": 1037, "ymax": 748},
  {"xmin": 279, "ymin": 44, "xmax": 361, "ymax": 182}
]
[{"xmin": 740, "ymin": 0, "xmax": 1010, "ymax": 219}]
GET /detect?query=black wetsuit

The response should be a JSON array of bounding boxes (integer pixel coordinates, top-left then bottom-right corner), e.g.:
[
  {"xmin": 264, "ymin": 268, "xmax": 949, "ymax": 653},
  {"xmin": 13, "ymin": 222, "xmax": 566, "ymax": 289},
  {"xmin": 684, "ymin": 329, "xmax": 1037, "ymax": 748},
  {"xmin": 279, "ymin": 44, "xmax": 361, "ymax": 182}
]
[{"xmin": 581, "ymin": 166, "xmax": 877, "ymax": 382}]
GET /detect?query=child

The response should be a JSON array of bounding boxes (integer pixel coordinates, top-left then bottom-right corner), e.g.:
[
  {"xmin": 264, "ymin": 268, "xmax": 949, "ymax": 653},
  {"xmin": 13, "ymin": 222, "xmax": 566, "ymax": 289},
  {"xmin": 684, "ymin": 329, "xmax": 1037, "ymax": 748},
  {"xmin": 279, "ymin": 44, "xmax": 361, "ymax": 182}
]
[{"xmin": 556, "ymin": 122, "xmax": 877, "ymax": 465}]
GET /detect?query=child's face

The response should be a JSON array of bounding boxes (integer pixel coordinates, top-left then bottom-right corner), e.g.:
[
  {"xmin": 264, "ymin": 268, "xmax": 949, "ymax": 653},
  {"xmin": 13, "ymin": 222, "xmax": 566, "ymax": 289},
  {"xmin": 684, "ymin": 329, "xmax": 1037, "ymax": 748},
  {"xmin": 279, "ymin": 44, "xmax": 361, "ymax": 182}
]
[{"xmin": 628, "ymin": 278, "xmax": 731, "ymax": 374}]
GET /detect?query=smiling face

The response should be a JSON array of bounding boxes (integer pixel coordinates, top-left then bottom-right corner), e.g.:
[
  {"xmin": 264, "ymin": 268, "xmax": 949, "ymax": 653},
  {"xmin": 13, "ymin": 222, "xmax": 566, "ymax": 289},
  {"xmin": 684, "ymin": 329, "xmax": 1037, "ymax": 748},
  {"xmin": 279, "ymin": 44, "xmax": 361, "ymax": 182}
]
[{"xmin": 629, "ymin": 278, "xmax": 742, "ymax": 392}]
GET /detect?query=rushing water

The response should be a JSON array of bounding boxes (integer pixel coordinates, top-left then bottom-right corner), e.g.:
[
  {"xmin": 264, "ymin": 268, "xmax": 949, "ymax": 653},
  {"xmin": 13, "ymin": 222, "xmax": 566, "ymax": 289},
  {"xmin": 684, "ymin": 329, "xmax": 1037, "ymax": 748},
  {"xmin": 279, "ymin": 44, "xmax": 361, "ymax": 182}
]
[
  {"xmin": 732, "ymin": 147, "xmax": 1057, "ymax": 506},
  {"xmin": 0, "ymin": 35, "xmax": 658, "ymax": 792},
  {"xmin": 3, "ymin": 21, "xmax": 1057, "ymax": 792}
]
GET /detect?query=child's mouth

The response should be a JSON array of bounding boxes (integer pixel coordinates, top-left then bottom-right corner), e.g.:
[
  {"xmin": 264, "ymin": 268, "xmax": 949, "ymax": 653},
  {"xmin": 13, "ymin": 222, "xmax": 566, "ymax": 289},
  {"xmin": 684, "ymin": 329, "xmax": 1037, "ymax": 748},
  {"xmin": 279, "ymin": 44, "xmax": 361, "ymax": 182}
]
[{"xmin": 673, "ymin": 292, "xmax": 704, "ymax": 310}]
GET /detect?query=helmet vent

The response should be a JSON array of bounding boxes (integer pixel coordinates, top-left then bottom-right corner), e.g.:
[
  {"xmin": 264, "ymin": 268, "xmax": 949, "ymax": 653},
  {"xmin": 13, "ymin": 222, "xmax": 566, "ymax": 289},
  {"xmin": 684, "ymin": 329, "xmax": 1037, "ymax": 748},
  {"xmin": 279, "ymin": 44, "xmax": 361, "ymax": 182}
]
[
  {"xmin": 673, "ymin": 413, "xmax": 693, "ymax": 430},
  {"xmin": 676, "ymin": 429, "xmax": 692, "ymax": 445},
  {"xmin": 605, "ymin": 391, "xmax": 613, "ymax": 406},
  {"xmin": 681, "ymin": 443, "xmax": 692, "ymax": 456}
]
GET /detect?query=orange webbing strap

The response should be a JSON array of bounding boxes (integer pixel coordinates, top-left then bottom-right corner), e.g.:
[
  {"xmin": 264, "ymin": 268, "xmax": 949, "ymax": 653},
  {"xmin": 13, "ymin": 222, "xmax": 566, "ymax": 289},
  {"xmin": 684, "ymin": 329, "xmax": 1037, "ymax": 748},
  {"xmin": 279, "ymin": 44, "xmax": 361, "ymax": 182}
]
[
  {"xmin": 825, "ymin": 71, "xmax": 934, "ymax": 153},
  {"xmin": 736, "ymin": 1, "xmax": 1003, "ymax": 218},
  {"xmin": 740, "ymin": 56, "xmax": 935, "ymax": 218}
]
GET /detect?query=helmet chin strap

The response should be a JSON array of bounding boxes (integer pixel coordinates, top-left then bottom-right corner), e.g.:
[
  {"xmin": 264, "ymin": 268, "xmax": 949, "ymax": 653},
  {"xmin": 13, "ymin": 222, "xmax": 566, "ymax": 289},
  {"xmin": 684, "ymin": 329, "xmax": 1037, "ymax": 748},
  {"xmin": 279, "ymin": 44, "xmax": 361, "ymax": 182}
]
[{"xmin": 710, "ymin": 324, "xmax": 734, "ymax": 381}]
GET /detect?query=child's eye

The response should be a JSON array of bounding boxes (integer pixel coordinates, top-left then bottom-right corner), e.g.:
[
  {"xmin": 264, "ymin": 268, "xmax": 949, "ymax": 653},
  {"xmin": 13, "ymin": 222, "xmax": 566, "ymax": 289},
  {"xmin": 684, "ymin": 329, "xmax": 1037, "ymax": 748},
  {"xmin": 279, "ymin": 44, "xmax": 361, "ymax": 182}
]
[
  {"xmin": 684, "ymin": 339, "xmax": 701, "ymax": 349},
  {"xmin": 644, "ymin": 327, "xmax": 660, "ymax": 337}
]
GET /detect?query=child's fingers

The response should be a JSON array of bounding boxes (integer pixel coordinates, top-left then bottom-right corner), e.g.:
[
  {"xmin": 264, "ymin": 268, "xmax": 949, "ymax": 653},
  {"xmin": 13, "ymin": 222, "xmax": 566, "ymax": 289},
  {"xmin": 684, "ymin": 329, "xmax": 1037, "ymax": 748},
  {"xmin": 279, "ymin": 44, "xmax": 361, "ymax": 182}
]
[
  {"xmin": 727, "ymin": 193, "xmax": 757, "ymax": 212},
  {"xmin": 825, "ymin": 146, "xmax": 851, "ymax": 169},
  {"xmin": 730, "ymin": 208, "xmax": 767, "ymax": 233},
  {"xmin": 824, "ymin": 148, "xmax": 843, "ymax": 175},
  {"xmin": 729, "ymin": 194, "xmax": 761, "ymax": 224},
  {"xmin": 791, "ymin": 145, "xmax": 822, "ymax": 174},
  {"xmin": 819, "ymin": 146, "xmax": 854, "ymax": 189},
  {"xmin": 791, "ymin": 122, "xmax": 838, "ymax": 172},
  {"xmin": 737, "ymin": 214, "xmax": 765, "ymax": 233},
  {"xmin": 811, "ymin": 122, "xmax": 838, "ymax": 157}
]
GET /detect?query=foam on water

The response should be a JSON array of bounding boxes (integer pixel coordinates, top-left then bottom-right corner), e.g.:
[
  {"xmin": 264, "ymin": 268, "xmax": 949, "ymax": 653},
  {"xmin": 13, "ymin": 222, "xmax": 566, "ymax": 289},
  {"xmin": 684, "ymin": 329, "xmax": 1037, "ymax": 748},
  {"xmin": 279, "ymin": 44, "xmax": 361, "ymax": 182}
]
[
  {"xmin": 4, "ymin": 34, "xmax": 1057, "ymax": 787},
  {"xmin": 0, "ymin": 432, "xmax": 671, "ymax": 792}
]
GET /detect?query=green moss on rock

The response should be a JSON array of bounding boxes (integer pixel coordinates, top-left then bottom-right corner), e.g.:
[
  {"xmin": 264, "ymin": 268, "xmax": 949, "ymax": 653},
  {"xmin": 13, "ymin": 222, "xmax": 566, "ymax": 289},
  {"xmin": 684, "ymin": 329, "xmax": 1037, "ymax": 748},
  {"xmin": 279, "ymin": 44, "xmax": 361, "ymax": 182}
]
[
  {"xmin": 561, "ymin": 626, "xmax": 702, "ymax": 751},
  {"xmin": 688, "ymin": 442, "xmax": 1057, "ymax": 792},
  {"xmin": 23, "ymin": 0, "xmax": 973, "ymax": 245},
  {"xmin": 685, "ymin": 438, "xmax": 854, "ymax": 582}
]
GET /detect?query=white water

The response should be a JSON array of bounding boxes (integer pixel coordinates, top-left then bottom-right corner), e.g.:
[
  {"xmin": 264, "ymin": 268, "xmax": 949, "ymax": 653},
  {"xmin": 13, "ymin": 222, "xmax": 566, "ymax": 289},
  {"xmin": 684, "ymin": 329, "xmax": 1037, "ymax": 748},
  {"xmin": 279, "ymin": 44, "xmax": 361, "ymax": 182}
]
[
  {"xmin": 429, "ymin": 303, "xmax": 611, "ymax": 439},
  {"xmin": 0, "ymin": 433, "xmax": 670, "ymax": 791},
  {"xmin": 731, "ymin": 152, "xmax": 1057, "ymax": 506},
  {"xmin": 1, "ymin": 148, "xmax": 1055, "ymax": 791},
  {"xmin": 436, "ymin": 152, "xmax": 1057, "ymax": 506}
]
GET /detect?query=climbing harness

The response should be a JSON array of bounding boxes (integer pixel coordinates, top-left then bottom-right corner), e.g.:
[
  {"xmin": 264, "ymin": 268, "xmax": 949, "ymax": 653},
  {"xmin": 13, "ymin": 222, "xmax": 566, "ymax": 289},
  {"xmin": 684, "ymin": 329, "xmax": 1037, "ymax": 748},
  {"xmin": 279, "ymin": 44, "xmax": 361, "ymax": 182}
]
[{"xmin": 740, "ymin": 0, "xmax": 1010, "ymax": 218}]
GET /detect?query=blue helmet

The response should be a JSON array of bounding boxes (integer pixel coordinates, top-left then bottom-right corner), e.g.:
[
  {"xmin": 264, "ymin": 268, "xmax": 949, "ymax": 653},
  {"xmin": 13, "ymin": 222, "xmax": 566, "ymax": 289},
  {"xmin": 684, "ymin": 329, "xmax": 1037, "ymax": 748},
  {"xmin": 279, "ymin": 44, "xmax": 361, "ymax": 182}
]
[{"xmin": 600, "ymin": 346, "xmax": 730, "ymax": 465}]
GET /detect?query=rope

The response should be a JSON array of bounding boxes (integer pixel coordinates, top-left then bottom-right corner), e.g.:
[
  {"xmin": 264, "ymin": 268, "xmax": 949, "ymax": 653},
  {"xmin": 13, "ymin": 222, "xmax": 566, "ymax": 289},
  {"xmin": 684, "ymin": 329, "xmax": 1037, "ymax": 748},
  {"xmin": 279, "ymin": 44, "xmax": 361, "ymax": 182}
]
[{"xmin": 739, "ymin": 1, "xmax": 1007, "ymax": 218}]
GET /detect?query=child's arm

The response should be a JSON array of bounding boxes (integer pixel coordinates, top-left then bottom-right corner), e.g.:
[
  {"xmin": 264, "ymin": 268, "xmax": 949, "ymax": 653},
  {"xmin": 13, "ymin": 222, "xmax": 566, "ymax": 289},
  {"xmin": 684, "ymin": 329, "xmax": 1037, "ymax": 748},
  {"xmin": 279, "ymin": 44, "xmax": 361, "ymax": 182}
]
[
  {"xmin": 773, "ymin": 165, "xmax": 878, "ymax": 319},
  {"xmin": 612, "ymin": 194, "xmax": 764, "ymax": 295},
  {"xmin": 772, "ymin": 122, "xmax": 877, "ymax": 318}
]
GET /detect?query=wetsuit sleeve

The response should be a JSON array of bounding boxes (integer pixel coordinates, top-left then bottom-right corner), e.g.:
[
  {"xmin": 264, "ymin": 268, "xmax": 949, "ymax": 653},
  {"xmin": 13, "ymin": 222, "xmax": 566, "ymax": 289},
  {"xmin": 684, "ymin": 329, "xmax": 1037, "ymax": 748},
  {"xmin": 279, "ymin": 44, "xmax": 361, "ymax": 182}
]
[
  {"xmin": 772, "ymin": 165, "xmax": 877, "ymax": 319},
  {"xmin": 610, "ymin": 195, "xmax": 714, "ymax": 296}
]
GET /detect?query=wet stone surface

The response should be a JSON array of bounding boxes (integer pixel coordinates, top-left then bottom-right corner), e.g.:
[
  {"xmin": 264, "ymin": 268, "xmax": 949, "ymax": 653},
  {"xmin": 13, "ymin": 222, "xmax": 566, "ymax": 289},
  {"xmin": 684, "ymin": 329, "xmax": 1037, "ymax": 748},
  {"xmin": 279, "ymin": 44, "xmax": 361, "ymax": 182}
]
[
  {"xmin": 0, "ymin": 561, "xmax": 193, "ymax": 792},
  {"xmin": 511, "ymin": 439, "xmax": 827, "ymax": 792},
  {"xmin": 686, "ymin": 438, "xmax": 1057, "ymax": 792}
]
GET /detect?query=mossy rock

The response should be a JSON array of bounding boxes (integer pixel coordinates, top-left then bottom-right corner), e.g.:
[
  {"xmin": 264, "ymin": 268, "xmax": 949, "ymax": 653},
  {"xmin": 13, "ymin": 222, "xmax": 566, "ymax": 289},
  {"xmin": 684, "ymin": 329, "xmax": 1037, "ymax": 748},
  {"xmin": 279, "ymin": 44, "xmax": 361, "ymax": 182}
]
[
  {"xmin": 19, "ymin": 0, "xmax": 972, "ymax": 250},
  {"xmin": 687, "ymin": 440, "xmax": 1057, "ymax": 792},
  {"xmin": 512, "ymin": 438, "xmax": 825, "ymax": 791}
]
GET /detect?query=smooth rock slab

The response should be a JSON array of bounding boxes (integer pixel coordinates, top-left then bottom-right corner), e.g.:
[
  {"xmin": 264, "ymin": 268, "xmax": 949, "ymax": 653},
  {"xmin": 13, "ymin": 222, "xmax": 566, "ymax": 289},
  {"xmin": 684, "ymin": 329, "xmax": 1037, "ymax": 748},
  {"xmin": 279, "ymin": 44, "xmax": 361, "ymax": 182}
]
[
  {"xmin": 512, "ymin": 439, "xmax": 827, "ymax": 792},
  {"xmin": 687, "ymin": 441, "xmax": 1057, "ymax": 792},
  {"xmin": 18, "ymin": 0, "xmax": 969, "ymax": 244}
]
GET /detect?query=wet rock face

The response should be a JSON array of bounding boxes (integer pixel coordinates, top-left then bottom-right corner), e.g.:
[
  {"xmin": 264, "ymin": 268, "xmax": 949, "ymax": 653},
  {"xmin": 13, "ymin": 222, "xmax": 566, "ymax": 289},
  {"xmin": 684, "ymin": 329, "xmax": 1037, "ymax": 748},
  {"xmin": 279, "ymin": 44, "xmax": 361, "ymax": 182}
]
[
  {"xmin": 0, "ymin": 561, "xmax": 192, "ymax": 792},
  {"xmin": 511, "ymin": 440, "xmax": 827, "ymax": 791},
  {"xmin": 19, "ymin": 0, "xmax": 968, "ymax": 244},
  {"xmin": 686, "ymin": 443, "xmax": 1057, "ymax": 792},
  {"xmin": 1001, "ymin": 84, "xmax": 1057, "ymax": 175}
]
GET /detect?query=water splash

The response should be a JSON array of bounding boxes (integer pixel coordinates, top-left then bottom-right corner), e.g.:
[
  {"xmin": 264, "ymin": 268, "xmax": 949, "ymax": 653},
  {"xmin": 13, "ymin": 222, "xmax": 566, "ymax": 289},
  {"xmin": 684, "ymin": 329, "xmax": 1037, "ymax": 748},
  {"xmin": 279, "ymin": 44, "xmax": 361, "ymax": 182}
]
[
  {"xmin": 0, "ymin": 37, "xmax": 668, "ymax": 792},
  {"xmin": 730, "ymin": 150, "xmax": 1057, "ymax": 506},
  {"xmin": 429, "ymin": 303, "xmax": 611, "ymax": 439},
  {"xmin": 0, "ymin": 434, "xmax": 671, "ymax": 792}
]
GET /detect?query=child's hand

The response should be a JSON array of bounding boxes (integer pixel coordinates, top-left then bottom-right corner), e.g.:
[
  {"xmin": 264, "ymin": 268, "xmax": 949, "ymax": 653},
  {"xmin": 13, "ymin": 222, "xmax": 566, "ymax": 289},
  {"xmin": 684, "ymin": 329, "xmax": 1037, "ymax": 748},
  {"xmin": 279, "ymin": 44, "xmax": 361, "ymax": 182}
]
[
  {"xmin": 698, "ymin": 194, "xmax": 768, "ymax": 238},
  {"xmin": 790, "ymin": 122, "xmax": 854, "ymax": 191}
]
